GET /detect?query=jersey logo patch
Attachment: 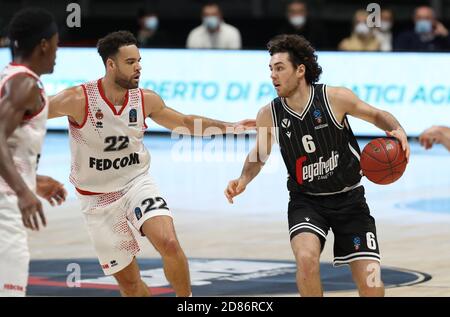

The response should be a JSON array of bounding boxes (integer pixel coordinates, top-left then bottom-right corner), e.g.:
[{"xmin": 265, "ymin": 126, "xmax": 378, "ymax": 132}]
[
  {"xmin": 281, "ymin": 118, "xmax": 291, "ymax": 128},
  {"xmin": 313, "ymin": 109, "xmax": 322, "ymax": 124},
  {"xmin": 353, "ymin": 237, "xmax": 361, "ymax": 250},
  {"xmin": 281, "ymin": 118, "xmax": 291, "ymax": 137},
  {"xmin": 129, "ymin": 109, "xmax": 137, "ymax": 126},
  {"xmin": 95, "ymin": 109, "xmax": 104, "ymax": 120},
  {"xmin": 296, "ymin": 151, "xmax": 339, "ymax": 184},
  {"xmin": 313, "ymin": 108, "xmax": 328, "ymax": 130},
  {"xmin": 135, "ymin": 207, "xmax": 142, "ymax": 220}
]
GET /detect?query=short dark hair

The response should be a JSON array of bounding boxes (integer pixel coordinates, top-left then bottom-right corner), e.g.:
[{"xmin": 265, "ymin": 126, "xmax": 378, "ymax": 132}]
[
  {"xmin": 97, "ymin": 31, "xmax": 138, "ymax": 65},
  {"xmin": 137, "ymin": 8, "xmax": 158, "ymax": 19},
  {"xmin": 203, "ymin": 2, "xmax": 221, "ymax": 11},
  {"xmin": 267, "ymin": 34, "xmax": 322, "ymax": 84},
  {"xmin": 8, "ymin": 7, "xmax": 56, "ymax": 58},
  {"xmin": 288, "ymin": 0, "xmax": 307, "ymax": 7}
]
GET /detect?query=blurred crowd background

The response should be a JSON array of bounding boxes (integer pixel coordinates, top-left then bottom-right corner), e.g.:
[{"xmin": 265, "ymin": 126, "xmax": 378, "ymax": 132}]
[{"xmin": 1, "ymin": 0, "xmax": 450, "ymax": 52}]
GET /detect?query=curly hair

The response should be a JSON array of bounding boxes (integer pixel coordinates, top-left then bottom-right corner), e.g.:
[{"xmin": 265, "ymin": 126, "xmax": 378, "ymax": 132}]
[
  {"xmin": 267, "ymin": 34, "xmax": 322, "ymax": 84},
  {"xmin": 97, "ymin": 30, "xmax": 137, "ymax": 65},
  {"xmin": 8, "ymin": 7, "xmax": 56, "ymax": 58}
]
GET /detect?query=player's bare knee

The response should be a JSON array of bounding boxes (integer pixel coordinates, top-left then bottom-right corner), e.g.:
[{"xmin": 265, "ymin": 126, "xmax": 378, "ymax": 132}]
[
  {"xmin": 159, "ymin": 237, "xmax": 181, "ymax": 257},
  {"xmin": 295, "ymin": 249, "xmax": 320, "ymax": 275}
]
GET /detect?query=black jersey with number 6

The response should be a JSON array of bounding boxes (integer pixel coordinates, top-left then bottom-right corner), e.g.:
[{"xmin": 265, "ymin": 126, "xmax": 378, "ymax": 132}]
[{"xmin": 271, "ymin": 84, "xmax": 362, "ymax": 195}]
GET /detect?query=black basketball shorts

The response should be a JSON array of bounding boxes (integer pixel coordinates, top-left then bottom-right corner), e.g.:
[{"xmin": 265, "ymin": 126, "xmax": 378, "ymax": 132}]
[{"xmin": 288, "ymin": 186, "xmax": 380, "ymax": 267}]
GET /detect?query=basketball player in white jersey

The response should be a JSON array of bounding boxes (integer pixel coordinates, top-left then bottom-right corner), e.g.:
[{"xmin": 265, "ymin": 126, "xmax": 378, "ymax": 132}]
[
  {"xmin": 49, "ymin": 31, "xmax": 255, "ymax": 297},
  {"xmin": 0, "ymin": 8, "xmax": 67, "ymax": 297}
]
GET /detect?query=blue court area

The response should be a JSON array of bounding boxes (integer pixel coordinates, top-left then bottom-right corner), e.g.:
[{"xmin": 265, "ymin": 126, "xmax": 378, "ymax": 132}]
[
  {"xmin": 27, "ymin": 258, "xmax": 430, "ymax": 296},
  {"xmin": 398, "ymin": 198, "xmax": 450, "ymax": 214},
  {"xmin": 38, "ymin": 132, "xmax": 450, "ymax": 221}
]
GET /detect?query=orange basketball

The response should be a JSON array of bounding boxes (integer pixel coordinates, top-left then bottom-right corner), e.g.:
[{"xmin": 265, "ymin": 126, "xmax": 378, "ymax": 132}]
[{"xmin": 360, "ymin": 138, "xmax": 407, "ymax": 185}]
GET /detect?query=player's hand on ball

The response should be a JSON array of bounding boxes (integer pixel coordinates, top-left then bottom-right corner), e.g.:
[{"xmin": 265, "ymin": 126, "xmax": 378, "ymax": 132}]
[
  {"xmin": 225, "ymin": 178, "xmax": 247, "ymax": 204},
  {"xmin": 231, "ymin": 119, "xmax": 256, "ymax": 134},
  {"xmin": 386, "ymin": 128, "xmax": 410, "ymax": 162},
  {"xmin": 36, "ymin": 175, "xmax": 67, "ymax": 206}
]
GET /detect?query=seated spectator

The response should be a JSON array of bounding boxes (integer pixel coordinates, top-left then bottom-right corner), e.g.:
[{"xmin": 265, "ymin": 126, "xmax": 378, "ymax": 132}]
[
  {"xmin": 419, "ymin": 126, "xmax": 450, "ymax": 151},
  {"xmin": 136, "ymin": 9, "xmax": 168, "ymax": 48},
  {"xmin": 277, "ymin": 0, "xmax": 329, "ymax": 50},
  {"xmin": 394, "ymin": 6, "xmax": 450, "ymax": 51},
  {"xmin": 186, "ymin": 2, "xmax": 241, "ymax": 49},
  {"xmin": 374, "ymin": 9, "xmax": 394, "ymax": 51},
  {"xmin": 338, "ymin": 10, "xmax": 380, "ymax": 51}
]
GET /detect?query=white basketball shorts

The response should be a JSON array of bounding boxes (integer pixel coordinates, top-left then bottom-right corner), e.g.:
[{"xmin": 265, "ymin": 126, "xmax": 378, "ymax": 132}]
[
  {"xmin": 77, "ymin": 173, "xmax": 172, "ymax": 275},
  {"xmin": 0, "ymin": 193, "xmax": 29, "ymax": 297}
]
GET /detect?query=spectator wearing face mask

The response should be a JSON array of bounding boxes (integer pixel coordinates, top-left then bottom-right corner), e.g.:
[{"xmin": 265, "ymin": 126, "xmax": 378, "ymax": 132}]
[
  {"xmin": 394, "ymin": 6, "xmax": 450, "ymax": 51},
  {"xmin": 136, "ymin": 9, "xmax": 168, "ymax": 48},
  {"xmin": 373, "ymin": 9, "xmax": 394, "ymax": 51},
  {"xmin": 338, "ymin": 9, "xmax": 380, "ymax": 51},
  {"xmin": 186, "ymin": 2, "xmax": 241, "ymax": 49},
  {"xmin": 278, "ymin": 0, "xmax": 329, "ymax": 50}
]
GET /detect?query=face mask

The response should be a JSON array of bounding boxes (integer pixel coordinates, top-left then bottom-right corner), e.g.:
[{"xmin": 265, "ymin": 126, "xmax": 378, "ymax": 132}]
[
  {"xmin": 380, "ymin": 21, "xmax": 392, "ymax": 32},
  {"xmin": 289, "ymin": 15, "xmax": 306, "ymax": 28},
  {"xmin": 354, "ymin": 22, "xmax": 370, "ymax": 35},
  {"xmin": 203, "ymin": 16, "xmax": 220, "ymax": 30},
  {"xmin": 144, "ymin": 17, "xmax": 158, "ymax": 30},
  {"xmin": 415, "ymin": 19, "xmax": 432, "ymax": 34}
]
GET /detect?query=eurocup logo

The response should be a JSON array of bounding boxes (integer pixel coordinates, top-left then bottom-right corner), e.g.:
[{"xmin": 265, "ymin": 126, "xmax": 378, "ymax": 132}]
[
  {"xmin": 353, "ymin": 237, "xmax": 361, "ymax": 250},
  {"xmin": 129, "ymin": 109, "xmax": 137, "ymax": 123},
  {"xmin": 134, "ymin": 207, "xmax": 142, "ymax": 220},
  {"xmin": 313, "ymin": 109, "xmax": 322, "ymax": 124}
]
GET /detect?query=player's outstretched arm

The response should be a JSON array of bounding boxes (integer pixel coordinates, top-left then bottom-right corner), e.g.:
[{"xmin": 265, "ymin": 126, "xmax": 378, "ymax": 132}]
[
  {"xmin": 419, "ymin": 125, "xmax": 450, "ymax": 151},
  {"xmin": 225, "ymin": 105, "xmax": 274, "ymax": 204},
  {"xmin": 143, "ymin": 89, "xmax": 256, "ymax": 136},
  {"xmin": 0, "ymin": 75, "xmax": 46, "ymax": 230},
  {"xmin": 328, "ymin": 86, "xmax": 410, "ymax": 161},
  {"xmin": 48, "ymin": 86, "xmax": 86, "ymax": 125}
]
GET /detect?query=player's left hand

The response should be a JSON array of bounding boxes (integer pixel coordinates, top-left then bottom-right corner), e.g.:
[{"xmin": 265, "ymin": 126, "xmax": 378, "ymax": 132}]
[
  {"xmin": 434, "ymin": 21, "xmax": 449, "ymax": 37},
  {"xmin": 230, "ymin": 119, "xmax": 256, "ymax": 134},
  {"xmin": 386, "ymin": 128, "xmax": 410, "ymax": 163},
  {"xmin": 36, "ymin": 175, "xmax": 67, "ymax": 206},
  {"xmin": 419, "ymin": 126, "xmax": 443, "ymax": 150}
]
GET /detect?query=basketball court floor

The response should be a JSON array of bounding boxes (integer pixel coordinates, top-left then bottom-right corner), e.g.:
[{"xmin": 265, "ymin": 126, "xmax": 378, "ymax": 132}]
[{"xmin": 26, "ymin": 132, "xmax": 450, "ymax": 296}]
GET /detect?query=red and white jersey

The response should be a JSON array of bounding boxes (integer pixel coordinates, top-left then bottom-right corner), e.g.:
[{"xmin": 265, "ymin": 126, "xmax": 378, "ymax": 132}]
[
  {"xmin": 0, "ymin": 63, "xmax": 48, "ymax": 195},
  {"xmin": 69, "ymin": 79, "xmax": 150, "ymax": 193}
]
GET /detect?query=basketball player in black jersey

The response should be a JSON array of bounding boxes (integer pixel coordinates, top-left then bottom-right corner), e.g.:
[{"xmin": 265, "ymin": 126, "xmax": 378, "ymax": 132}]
[{"xmin": 225, "ymin": 34, "xmax": 410, "ymax": 297}]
